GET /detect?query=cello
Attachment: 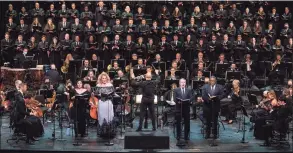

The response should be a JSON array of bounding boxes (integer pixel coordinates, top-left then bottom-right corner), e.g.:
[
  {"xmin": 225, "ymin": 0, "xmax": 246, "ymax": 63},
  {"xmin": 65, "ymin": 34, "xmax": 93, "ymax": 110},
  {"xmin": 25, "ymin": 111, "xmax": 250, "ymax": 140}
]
[{"xmin": 89, "ymin": 93, "xmax": 98, "ymax": 120}]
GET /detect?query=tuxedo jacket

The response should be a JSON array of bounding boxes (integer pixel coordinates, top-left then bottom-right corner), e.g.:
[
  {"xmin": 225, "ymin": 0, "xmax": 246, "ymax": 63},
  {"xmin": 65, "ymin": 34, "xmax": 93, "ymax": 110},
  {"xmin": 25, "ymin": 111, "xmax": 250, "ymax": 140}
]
[
  {"xmin": 202, "ymin": 84, "xmax": 225, "ymax": 112},
  {"xmin": 174, "ymin": 87, "xmax": 194, "ymax": 104}
]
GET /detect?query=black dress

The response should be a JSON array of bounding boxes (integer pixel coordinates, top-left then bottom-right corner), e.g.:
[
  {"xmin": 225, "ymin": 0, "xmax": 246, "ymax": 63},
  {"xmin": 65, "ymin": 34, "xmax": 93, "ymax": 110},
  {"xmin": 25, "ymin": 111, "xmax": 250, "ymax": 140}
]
[{"xmin": 70, "ymin": 90, "xmax": 90, "ymax": 137}]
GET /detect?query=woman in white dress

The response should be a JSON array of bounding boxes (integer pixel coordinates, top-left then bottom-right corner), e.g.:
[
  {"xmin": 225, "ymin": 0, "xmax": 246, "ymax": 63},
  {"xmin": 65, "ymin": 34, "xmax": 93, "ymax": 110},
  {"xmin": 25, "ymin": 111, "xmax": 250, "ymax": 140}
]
[{"xmin": 95, "ymin": 72, "xmax": 116, "ymax": 137}]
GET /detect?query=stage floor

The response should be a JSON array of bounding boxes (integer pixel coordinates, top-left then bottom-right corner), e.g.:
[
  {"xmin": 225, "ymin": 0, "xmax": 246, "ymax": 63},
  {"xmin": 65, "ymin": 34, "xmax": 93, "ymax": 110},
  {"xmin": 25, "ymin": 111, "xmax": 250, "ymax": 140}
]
[{"xmin": 0, "ymin": 113, "xmax": 292, "ymax": 152}]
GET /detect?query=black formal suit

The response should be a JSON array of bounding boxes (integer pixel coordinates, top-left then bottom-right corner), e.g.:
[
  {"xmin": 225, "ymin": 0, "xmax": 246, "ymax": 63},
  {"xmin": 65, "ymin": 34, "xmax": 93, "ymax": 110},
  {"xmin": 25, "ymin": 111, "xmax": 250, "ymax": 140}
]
[
  {"xmin": 124, "ymin": 41, "xmax": 135, "ymax": 60},
  {"xmin": 17, "ymin": 24, "xmax": 29, "ymax": 39},
  {"xmin": 45, "ymin": 69, "xmax": 60, "ymax": 85},
  {"xmin": 58, "ymin": 21, "xmax": 71, "ymax": 40},
  {"xmin": 60, "ymin": 39, "xmax": 72, "ymax": 59},
  {"xmin": 71, "ymin": 23, "xmax": 84, "ymax": 40},
  {"xmin": 95, "ymin": 6, "xmax": 107, "ymax": 26},
  {"xmin": 202, "ymin": 84, "xmax": 225, "ymax": 138},
  {"xmin": 14, "ymin": 91, "xmax": 34, "ymax": 141},
  {"xmin": 174, "ymin": 87, "xmax": 194, "ymax": 140},
  {"xmin": 132, "ymin": 79, "xmax": 160, "ymax": 130},
  {"xmin": 1, "ymin": 38, "xmax": 13, "ymax": 63},
  {"xmin": 38, "ymin": 41, "xmax": 50, "ymax": 65},
  {"xmin": 71, "ymin": 41, "xmax": 84, "ymax": 59}
]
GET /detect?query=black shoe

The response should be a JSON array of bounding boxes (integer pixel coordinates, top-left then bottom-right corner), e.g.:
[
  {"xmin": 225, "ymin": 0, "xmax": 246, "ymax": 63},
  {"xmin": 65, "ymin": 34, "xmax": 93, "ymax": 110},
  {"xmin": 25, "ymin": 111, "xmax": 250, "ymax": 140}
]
[
  {"xmin": 152, "ymin": 128, "xmax": 156, "ymax": 131},
  {"xmin": 136, "ymin": 128, "xmax": 142, "ymax": 132},
  {"xmin": 205, "ymin": 135, "xmax": 211, "ymax": 139},
  {"xmin": 31, "ymin": 137, "xmax": 39, "ymax": 141},
  {"xmin": 191, "ymin": 116, "xmax": 197, "ymax": 120},
  {"xmin": 26, "ymin": 140, "xmax": 35, "ymax": 145}
]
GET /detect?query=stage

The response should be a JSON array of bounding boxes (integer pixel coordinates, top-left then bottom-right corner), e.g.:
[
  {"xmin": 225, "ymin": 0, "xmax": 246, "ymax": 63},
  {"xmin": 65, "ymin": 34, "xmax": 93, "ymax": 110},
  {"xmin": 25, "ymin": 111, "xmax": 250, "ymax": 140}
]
[{"xmin": 0, "ymin": 112, "xmax": 292, "ymax": 153}]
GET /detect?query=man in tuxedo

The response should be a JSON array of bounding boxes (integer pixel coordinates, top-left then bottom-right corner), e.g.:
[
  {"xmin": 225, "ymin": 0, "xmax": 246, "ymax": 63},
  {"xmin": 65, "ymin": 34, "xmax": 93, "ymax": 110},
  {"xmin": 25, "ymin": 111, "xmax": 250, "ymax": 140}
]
[
  {"xmin": 202, "ymin": 76, "xmax": 225, "ymax": 139},
  {"xmin": 1, "ymin": 33, "xmax": 13, "ymax": 63},
  {"xmin": 14, "ymin": 83, "xmax": 37, "ymax": 144},
  {"xmin": 174, "ymin": 78, "xmax": 194, "ymax": 144}
]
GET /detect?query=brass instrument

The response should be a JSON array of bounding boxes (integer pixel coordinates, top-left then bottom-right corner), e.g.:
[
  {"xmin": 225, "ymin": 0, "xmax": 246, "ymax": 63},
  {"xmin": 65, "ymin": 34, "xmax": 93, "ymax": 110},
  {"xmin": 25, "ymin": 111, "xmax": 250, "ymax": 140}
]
[
  {"xmin": 107, "ymin": 64, "xmax": 112, "ymax": 72},
  {"xmin": 61, "ymin": 62, "xmax": 69, "ymax": 73},
  {"xmin": 271, "ymin": 55, "xmax": 285, "ymax": 71}
]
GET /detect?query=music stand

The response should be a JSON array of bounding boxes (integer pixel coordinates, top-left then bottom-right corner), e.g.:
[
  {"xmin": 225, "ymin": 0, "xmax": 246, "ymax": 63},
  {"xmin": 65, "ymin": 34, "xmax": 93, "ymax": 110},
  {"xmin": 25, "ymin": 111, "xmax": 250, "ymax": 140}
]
[
  {"xmin": 69, "ymin": 60, "xmax": 82, "ymax": 83},
  {"xmin": 130, "ymin": 60, "xmax": 138, "ymax": 66},
  {"xmin": 192, "ymin": 80, "xmax": 205, "ymax": 90},
  {"xmin": 82, "ymin": 81, "xmax": 96, "ymax": 87},
  {"xmin": 164, "ymin": 79, "xmax": 179, "ymax": 90},
  {"xmin": 81, "ymin": 70, "xmax": 89, "ymax": 79},
  {"xmin": 91, "ymin": 60, "xmax": 104, "ymax": 71},
  {"xmin": 247, "ymin": 93, "xmax": 258, "ymax": 106},
  {"xmin": 111, "ymin": 59, "xmax": 126, "ymax": 68},
  {"xmin": 240, "ymin": 105, "xmax": 248, "ymax": 143},
  {"xmin": 73, "ymin": 93, "xmax": 90, "ymax": 146},
  {"xmin": 225, "ymin": 71, "xmax": 241, "ymax": 81},
  {"xmin": 215, "ymin": 63, "xmax": 229, "ymax": 77},
  {"xmin": 175, "ymin": 97, "xmax": 190, "ymax": 146},
  {"xmin": 23, "ymin": 60, "xmax": 37, "ymax": 69},
  {"xmin": 133, "ymin": 68, "xmax": 147, "ymax": 77},
  {"xmin": 203, "ymin": 71, "xmax": 211, "ymax": 78},
  {"xmin": 39, "ymin": 89, "xmax": 54, "ymax": 101},
  {"xmin": 108, "ymin": 71, "xmax": 117, "ymax": 79},
  {"xmin": 113, "ymin": 79, "xmax": 129, "ymax": 88},
  {"xmin": 152, "ymin": 62, "xmax": 166, "ymax": 72}
]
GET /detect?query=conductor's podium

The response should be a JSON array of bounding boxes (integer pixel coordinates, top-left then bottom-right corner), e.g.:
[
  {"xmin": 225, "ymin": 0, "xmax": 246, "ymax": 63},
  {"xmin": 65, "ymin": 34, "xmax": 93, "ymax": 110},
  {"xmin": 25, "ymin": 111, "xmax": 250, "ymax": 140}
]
[{"xmin": 124, "ymin": 130, "xmax": 170, "ymax": 150}]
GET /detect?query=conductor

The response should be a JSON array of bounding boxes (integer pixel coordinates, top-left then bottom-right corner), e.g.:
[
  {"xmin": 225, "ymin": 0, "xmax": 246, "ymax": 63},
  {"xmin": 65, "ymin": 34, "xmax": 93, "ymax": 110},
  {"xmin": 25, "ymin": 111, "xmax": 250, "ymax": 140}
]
[
  {"xmin": 131, "ymin": 73, "xmax": 159, "ymax": 132},
  {"xmin": 174, "ymin": 78, "xmax": 194, "ymax": 144},
  {"xmin": 202, "ymin": 76, "xmax": 224, "ymax": 139}
]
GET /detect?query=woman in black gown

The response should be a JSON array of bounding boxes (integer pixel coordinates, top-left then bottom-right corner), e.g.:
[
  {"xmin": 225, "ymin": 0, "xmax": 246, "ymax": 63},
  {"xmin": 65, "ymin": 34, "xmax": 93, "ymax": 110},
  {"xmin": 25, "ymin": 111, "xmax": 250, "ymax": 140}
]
[{"xmin": 70, "ymin": 80, "xmax": 90, "ymax": 137}]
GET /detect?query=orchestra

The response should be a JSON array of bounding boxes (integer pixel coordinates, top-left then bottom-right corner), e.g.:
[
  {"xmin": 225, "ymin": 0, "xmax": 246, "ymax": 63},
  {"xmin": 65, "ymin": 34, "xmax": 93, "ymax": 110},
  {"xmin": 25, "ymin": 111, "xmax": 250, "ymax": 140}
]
[{"xmin": 1, "ymin": 1, "xmax": 293, "ymax": 149}]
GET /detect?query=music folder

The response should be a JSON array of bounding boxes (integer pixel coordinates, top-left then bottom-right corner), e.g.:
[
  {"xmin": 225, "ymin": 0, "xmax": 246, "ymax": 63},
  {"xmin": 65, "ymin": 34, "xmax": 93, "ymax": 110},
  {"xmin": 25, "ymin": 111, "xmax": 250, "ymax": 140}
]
[{"xmin": 176, "ymin": 98, "xmax": 190, "ymax": 104}]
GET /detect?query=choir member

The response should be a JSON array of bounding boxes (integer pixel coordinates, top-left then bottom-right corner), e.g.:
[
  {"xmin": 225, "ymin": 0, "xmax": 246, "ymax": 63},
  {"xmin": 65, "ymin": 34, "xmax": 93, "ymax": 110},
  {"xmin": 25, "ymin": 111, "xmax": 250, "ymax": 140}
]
[
  {"xmin": 107, "ymin": 3, "xmax": 121, "ymax": 26},
  {"xmin": 31, "ymin": 2, "xmax": 45, "ymax": 25},
  {"xmin": 1, "ymin": 33, "xmax": 13, "ymax": 63},
  {"xmin": 60, "ymin": 33, "xmax": 72, "ymax": 59},
  {"xmin": 85, "ymin": 35, "xmax": 98, "ymax": 60},
  {"xmin": 19, "ymin": 7, "xmax": 29, "ymax": 24},
  {"xmin": 265, "ymin": 23, "xmax": 276, "ymax": 45},
  {"xmin": 49, "ymin": 37, "xmax": 61, "ymax": 69},
  {"xmin": 112, "ymin": 19, "xmax": 124, "ymax": 36},
  {"xmin": 30, "ymin": 17, "xmax": 42, "ymax": 42},
  {"xmin": 233, "ymin": 35, "xmax": 246, "ymax": 61},
  {"xmin": 5, "ymin": 4, "xmax": 17, "ymax": 22},
  {"xmin": 71, "ymin": 36, "xmax": 84, "ymax": 60},
  {"xmin": 121, "ymin": 6, "xmax": 133, "ymax": 26},
  {"xmin": 17, "ymin": 18, "xmax": 29, "ymax": 40},
  {"xmin": 198, "ymin": 22, "xmax": 210, "ymax": 43},
  {"xmin": 134, "ymin": 6, "xmax": 145, "ymax": 25},
  {"xmin": 95, "ymin": 1, "xmax": 107, "ymax": 26},
  {"xmin": 158, "ymin": 5, "xmax": 170, "ymax": 26},
  {"xmin": 58, "ymin": 3, "xmax": 68, "ymax": 21},
  {"xmin": 46, "ymin": 4, "xmax": 58, "ymax": 24},
  {"xmin": 150, "ymin": 20, "xmax": 160, "ymax": 45},
  {"xmin": 280, "ymin": 23, "xmax": 292, "ymax": 45},
  {"xmin": 5, "ymin": 17, "xmax": 17, "ymax": 40},
  {"xmin": 69, "ymin": 3, "xmax": 80, "ymax": 23},
  {"xmin": 135, "ymin": 37, "xmax": 146, "ymax": 59},
  {"xmin": 138, "ymin": 18, "xmax": 150, "ymax": 41},
  {"xmin": 191, "ymin": 6, "xmax": 203, "ymax": 27},
  {"xmin": 58, "ymin": 17, "xmax": 71, "ymax": 41},
  {"xmin": 204, "ymin": 4, "xmax": 215, "ymax": 30},
  {"xmin": 80, "ymin": 5, "xmax": 94, "ymax": 26},
  {"xmin": 37, "ymin": 35, "xmax": 49, "ymax": 65}
]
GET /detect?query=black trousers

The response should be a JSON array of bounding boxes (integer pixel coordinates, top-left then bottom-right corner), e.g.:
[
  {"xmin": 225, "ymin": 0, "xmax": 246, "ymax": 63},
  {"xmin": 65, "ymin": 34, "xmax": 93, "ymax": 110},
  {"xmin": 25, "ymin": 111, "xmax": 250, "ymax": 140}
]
[
  {"xmin": 139, "ymin": 99, "xmax": 156, "ymax": 129},
  {"xmin": 175, "ymin": 103, "xmax": 190, "ymax": 140},
  {"xmin": 203, "ymin": 105, "xmax": 219, "ymax": 138}
]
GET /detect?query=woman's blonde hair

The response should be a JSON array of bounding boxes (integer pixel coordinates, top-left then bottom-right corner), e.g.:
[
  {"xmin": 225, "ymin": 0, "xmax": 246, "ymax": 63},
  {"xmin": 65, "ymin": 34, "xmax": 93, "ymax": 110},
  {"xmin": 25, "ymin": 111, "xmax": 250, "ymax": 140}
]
[{"xmin": 97, "ymin": 72, "xmax": 110, "ymax": 85}]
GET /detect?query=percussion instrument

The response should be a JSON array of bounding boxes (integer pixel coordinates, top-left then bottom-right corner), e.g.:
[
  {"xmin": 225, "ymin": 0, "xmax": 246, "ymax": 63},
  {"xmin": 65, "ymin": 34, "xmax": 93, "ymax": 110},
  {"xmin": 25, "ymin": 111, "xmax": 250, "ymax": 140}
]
[
  {"xmin": 135, "ymin": 94, "xmax": 158, "ymax": 104},
  {"xmin": 6, "ymin": 68, "xmax": 26, "ymax": 87},
  {"xmin": 28, "ymin": 68, "xmax": 44, "ymax": 82}
]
